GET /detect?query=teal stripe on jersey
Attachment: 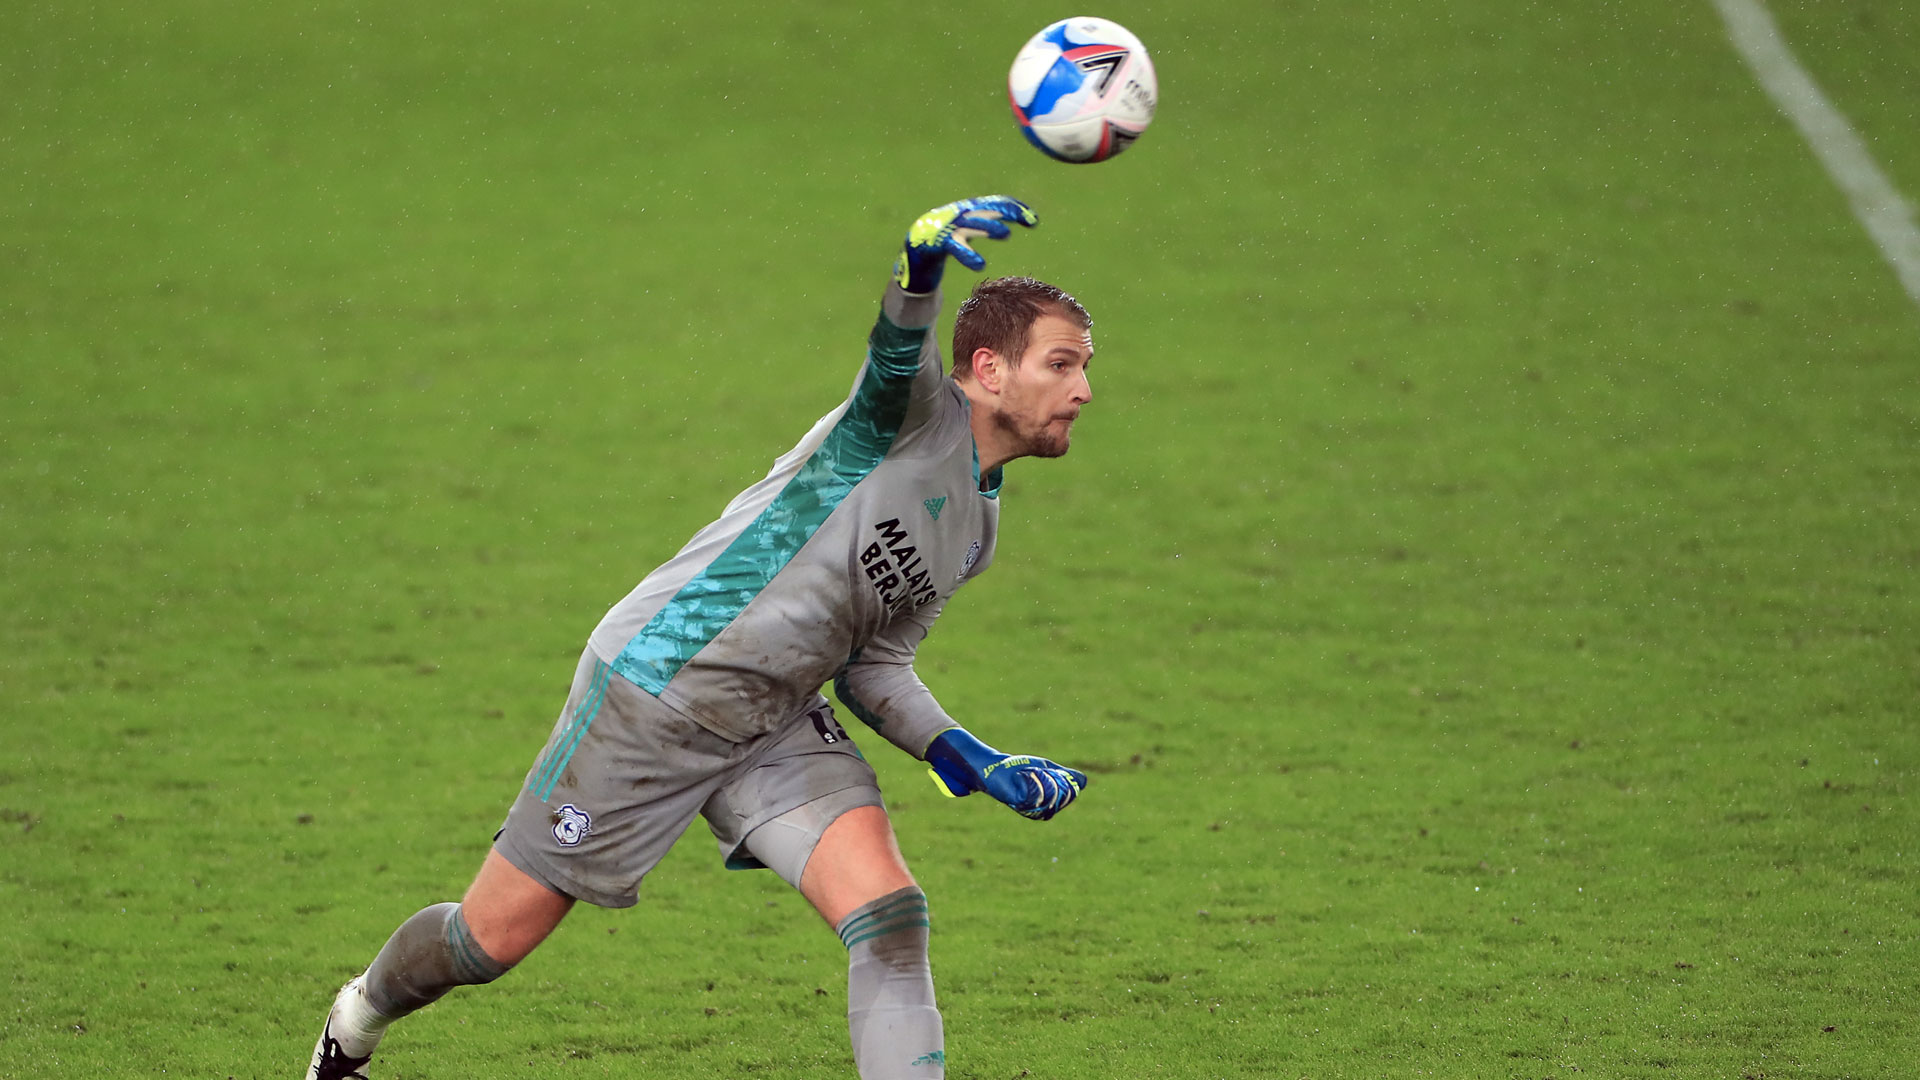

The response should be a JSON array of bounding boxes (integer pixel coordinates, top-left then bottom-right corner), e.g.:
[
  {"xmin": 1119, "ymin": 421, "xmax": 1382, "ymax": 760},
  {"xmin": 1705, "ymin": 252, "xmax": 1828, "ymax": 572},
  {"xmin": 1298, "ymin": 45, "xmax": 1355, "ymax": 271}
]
[
  {"xmin": 866, "ymin": 313, "xmax": 924, "ymax": 379},
  {"xmin": 613, "ymin": 318, "xmax": 925, "ymax": 694},
  {"xmin": 967, "ymin": 442, "xmax": 1004, "ymax": 499},
  {"xmin": 833, "ymin": 671, "xmax": 888, "ymax": 731},
  {"xmin": 530, "ymin": 659, "xmax": 613, "ymax": 800}
]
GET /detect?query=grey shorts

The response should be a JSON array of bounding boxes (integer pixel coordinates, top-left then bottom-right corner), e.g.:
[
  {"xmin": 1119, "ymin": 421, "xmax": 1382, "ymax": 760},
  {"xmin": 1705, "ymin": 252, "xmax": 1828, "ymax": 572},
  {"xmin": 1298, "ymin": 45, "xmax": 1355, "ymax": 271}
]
[{"xmin": 495, "ymin": 649, "xmax": 882, "ymax": 908}]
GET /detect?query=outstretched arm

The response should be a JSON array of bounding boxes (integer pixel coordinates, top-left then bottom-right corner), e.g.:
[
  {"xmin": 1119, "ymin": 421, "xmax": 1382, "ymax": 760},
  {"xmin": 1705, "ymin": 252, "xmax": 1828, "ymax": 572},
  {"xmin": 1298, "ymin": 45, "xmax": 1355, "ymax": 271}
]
[
  {"xmin": 836, "ymin": 604, "xmax": 1089, "ymax": 824},
  {"xmin": 867, "ymin": 196, "xmax": 1042, "ymax": 402},
  {"xmin": 834, "ymin": 195, "xmax": 1084, "ymax": 823}
]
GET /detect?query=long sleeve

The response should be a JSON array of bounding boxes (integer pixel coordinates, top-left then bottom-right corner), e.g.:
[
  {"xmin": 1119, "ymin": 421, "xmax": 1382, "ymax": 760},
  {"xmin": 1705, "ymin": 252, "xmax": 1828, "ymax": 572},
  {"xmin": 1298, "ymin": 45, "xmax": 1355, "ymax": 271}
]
[{"xmin": 833, "ymin": 595, "xmax": 962, "ymax": 758}]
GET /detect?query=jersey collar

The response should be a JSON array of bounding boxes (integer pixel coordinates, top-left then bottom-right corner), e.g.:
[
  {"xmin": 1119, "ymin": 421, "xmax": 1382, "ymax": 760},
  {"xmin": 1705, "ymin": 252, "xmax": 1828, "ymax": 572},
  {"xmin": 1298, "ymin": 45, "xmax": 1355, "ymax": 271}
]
[{"xmin": 970, "ymin": 441, "xmax": 1003, "ymax": 499}]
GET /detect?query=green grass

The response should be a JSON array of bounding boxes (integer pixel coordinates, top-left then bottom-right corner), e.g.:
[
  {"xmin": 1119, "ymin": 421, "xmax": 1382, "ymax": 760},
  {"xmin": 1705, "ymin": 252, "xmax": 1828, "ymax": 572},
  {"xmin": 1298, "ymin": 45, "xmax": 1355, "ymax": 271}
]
[{"xmin": 3, "ymin": 1, "xmax": 1916, "ymax": 1077}]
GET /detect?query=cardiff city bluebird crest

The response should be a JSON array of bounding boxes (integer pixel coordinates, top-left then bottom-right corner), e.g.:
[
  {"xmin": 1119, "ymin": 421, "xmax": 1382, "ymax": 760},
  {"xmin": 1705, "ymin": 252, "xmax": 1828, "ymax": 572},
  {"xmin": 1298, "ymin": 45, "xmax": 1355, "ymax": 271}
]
[
  {"xmin": 551, "ymin": 803, "xmax": 592, "ymax": 846},
  {"xmin": 958, "ymin": 540, "xmax": 982, "ymax": 581}
]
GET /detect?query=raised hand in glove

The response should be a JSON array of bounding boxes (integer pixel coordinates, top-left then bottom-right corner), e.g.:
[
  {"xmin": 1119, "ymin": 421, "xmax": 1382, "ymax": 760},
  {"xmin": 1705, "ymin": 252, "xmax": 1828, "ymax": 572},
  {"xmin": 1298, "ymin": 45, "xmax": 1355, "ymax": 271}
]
[{"xmin": 895, "ymin": 196, "xmax": 1039, "ymax": 295}]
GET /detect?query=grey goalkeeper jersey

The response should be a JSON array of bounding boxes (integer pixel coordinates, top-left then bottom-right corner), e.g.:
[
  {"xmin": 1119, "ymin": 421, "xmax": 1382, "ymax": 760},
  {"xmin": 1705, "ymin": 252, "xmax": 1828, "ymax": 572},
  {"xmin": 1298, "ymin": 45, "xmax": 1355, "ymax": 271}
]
[{"xmin": 586, "ymin": 284, "xmax": 999, "ymax": 754}]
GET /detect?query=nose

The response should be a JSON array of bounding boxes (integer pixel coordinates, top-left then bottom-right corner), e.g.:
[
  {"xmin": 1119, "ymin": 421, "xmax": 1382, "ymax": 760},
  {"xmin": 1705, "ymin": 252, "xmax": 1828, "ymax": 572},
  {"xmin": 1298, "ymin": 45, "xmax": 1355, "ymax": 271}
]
[{"xmin": 1073, "ymin": 369, "xmax": 1092, "ymax": 405}]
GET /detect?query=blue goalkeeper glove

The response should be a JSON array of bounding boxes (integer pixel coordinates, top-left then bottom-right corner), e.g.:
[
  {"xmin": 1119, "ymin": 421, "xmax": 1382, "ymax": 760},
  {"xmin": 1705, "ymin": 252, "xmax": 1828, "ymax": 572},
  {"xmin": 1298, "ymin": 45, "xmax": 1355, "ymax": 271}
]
[
  {"xmin": 895, "ymin": 196, "xmax": 1040, "ymax": 295},
  {"xmin": 924, "ymin": 728, "xmax": 1088, "ymax": 821}
]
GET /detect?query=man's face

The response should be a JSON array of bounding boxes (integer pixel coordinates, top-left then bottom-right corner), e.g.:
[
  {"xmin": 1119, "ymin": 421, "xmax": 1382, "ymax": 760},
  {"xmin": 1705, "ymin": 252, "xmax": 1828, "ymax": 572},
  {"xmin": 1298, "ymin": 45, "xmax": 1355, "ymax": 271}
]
[{"xmin": 992, "ymin": 313, "xmax": 1095, "ymax": 460}]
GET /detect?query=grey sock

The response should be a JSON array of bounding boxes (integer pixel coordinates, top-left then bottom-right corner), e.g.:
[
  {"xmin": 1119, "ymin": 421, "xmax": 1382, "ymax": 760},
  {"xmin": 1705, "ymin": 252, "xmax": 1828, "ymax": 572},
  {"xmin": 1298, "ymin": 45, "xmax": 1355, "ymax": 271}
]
[
  {"xmin": 837, "ymin": 887, "xmax": 944, "ymax": 1079},
  {"xmin": 362, "ymin": 902, "xmax": 512, "ymax": 1020}
]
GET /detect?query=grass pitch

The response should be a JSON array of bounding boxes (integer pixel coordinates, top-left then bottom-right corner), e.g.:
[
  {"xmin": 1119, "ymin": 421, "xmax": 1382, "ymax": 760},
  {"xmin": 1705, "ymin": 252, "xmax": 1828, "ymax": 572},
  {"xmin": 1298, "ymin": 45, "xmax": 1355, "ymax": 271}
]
[{"xmin": 3, "ymin": 1, "xmax": 1916, "ymax": 1078}]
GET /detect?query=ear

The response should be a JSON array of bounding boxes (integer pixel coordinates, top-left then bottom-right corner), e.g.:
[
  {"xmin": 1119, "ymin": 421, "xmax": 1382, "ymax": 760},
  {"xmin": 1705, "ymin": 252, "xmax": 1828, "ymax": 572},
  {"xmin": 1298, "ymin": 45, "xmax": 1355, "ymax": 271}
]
[{"xmin": 971, "ymin": 347, "xmax": 1007, "ymax": 393}]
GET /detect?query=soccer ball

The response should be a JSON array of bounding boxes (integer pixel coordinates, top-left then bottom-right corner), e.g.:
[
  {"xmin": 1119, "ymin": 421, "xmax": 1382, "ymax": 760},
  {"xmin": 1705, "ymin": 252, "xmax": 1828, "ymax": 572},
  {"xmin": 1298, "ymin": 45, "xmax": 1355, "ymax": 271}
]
[{"xmin": 1007, "ymin": 17, "xmax": 1158, "ymax": 164}]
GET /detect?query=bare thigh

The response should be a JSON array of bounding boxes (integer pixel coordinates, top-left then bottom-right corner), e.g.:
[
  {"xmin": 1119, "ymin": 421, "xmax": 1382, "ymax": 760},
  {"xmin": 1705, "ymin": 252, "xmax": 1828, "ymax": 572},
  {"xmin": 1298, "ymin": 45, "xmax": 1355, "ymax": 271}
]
[
  {"xmin": 467, "ymin": 804, "xmax": 908, "ymax": 958},
  {"xmin": 461, "ymin": 848, "xmax": 577, "ymax": 966},
  {"xmin": 796, "ymin": 804, "xmax": 918, "ymax": 928}
]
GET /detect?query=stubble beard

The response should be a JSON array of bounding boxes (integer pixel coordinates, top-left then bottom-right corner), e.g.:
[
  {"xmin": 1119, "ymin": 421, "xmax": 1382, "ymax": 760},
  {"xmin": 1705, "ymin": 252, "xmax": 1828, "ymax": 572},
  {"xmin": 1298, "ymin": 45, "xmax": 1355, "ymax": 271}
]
[{"xmin": 994, "ymin": 409, "xmax": 1072, "ymax": 461}]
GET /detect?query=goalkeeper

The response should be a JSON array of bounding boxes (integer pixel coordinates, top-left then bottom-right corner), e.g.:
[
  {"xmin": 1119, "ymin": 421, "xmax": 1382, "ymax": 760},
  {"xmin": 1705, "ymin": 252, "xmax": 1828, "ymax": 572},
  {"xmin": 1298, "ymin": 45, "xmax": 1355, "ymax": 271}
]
[{"xmin": 307, "ymin": 196, "xmax": 1095, "ymax": 1080}]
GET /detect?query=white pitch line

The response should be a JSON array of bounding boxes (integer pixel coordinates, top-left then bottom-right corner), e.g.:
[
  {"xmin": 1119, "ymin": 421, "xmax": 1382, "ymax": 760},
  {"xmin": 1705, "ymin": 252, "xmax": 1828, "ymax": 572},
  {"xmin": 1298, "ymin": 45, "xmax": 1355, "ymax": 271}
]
[{"xmin": 1711, "ymin": 0, "xmax": 1920, "ymax": 308}]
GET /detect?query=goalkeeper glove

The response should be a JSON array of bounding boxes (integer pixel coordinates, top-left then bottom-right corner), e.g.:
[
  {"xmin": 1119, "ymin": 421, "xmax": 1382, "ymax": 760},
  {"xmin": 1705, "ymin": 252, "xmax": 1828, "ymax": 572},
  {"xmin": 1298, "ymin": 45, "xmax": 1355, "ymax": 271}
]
[
  {"xmin": 924, "ymin": 727, "xmax": 1088, "ymax": 821},
  {"xmin": 895, "ymin": 196, "xmax": 1040, "ymax": 295}
]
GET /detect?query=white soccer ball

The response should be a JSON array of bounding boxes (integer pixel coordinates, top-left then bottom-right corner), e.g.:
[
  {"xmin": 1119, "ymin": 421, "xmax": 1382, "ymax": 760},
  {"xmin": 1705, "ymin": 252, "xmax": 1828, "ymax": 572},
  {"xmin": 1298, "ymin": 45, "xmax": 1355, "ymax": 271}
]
[{"xmin": 1008, "ymin": 17, "xmax": 1158, "ymax": 164}]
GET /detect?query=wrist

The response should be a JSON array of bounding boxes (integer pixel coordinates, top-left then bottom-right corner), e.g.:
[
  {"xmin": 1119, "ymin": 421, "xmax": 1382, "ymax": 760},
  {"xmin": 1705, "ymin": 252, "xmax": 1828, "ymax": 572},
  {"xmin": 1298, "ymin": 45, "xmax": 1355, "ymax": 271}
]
[
  {"xmin": 897, "ymin": 247, "xmax": 946, "ymax": 295},
  {"xmin": 925, "ymin": 727, "xmax": 998, "ymax": 795},
  {"xmin": 881, "ymin": 283, "xmax": 940, "ymax": 331},
  {"xmin": 926, "ymin": 727, "xmax": 996, "ymax": 764}
]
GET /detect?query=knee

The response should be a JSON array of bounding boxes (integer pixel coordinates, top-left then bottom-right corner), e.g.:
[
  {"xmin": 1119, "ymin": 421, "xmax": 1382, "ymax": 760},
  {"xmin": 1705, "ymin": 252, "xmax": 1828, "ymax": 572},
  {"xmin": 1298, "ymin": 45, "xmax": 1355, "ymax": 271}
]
[
  {"xmin": 459, "ymin": 850, "xmax": 575, "ymax": 966},
  {"xmin": 443, "ymin": 903, "xmax": 514, "ymax": 985}
]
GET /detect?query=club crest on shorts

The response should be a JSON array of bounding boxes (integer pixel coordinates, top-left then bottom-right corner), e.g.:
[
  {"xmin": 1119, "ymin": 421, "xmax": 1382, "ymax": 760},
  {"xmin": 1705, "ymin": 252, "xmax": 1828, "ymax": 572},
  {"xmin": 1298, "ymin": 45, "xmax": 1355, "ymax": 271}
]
[{"xmin": 551, "ymin": 803, "xmax": 592, "ymax": 846}]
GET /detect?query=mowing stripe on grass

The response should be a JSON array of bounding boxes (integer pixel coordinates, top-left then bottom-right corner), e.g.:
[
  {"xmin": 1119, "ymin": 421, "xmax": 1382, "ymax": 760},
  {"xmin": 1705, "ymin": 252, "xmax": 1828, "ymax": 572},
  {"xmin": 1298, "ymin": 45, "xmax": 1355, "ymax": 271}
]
[{"xmin": 1711, "ymin": 0, "xmax": 1920, "ymax": 307}]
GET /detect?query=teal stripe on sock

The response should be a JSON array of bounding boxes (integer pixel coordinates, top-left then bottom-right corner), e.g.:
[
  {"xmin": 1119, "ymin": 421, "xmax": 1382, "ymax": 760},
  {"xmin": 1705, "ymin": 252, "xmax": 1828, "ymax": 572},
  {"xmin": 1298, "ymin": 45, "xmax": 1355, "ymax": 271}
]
[
  {"xmin": 840, "ymin": 914, "xmax": 932, "ymax": 950},
  {"xmin": 839, "ymin": 892, "xmax": 929, "ymax": 927},
  {"xmin": 841, "ymin": 901, "xmax": 930, "ymax": 927},
  {"xmin": 837, "ymin": 890, "xmax": 931, "ymax": 949},
  {"xmin": 838, "ymin": 907, "xmax": 930, "ymax": 941},
  {"xmin": 866, "ymin": 889, "xmax": 927, "ymax": 913},
  {"xmin": 530, "ymin": 660, "xmax": 612, "ymax": 800},
  {"xmin": 837, "ymin": 898, "xmax": 929, "ymax": 940},
  {"xmin": 444, "ymin": 907, "xmax": 507, "ymax": 983}
]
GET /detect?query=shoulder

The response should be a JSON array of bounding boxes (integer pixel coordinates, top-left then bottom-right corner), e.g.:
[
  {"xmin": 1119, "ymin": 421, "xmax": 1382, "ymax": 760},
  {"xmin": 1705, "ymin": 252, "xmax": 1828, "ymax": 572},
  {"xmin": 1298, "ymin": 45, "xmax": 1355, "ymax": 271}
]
[{"xmin": 885, "ymin": 377, "xmax": 973, "ymax": 457}]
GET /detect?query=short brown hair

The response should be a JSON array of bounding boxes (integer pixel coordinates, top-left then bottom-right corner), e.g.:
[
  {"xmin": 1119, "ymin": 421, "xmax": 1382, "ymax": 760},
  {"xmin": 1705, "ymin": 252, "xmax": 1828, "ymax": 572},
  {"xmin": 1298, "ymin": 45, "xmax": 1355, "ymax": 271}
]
[{"xmin": 951, "ymin": 276, "xmax": 1091, "ymax": 381}]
